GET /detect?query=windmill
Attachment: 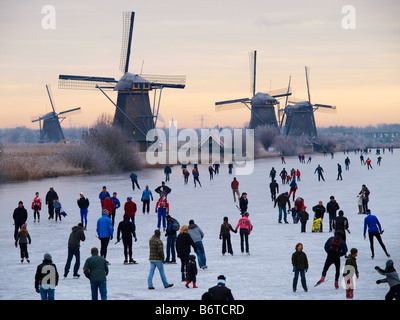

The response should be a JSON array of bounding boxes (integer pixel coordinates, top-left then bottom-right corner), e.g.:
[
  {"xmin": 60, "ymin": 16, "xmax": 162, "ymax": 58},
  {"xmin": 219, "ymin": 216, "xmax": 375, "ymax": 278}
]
[
  {"xmin": 280, "ymin": 66, "xmax": 336, "ymax": 142},
  {"xmin": 31, "ymin": 85, "xmax": 81, "ymax": 143},
  {"xmin": 58, "ymin": 12, "xmax": 186, "ymax": 150},
  {"xmin": 215, "ymin": 50, "xmax": 291, "ymax": 130}
]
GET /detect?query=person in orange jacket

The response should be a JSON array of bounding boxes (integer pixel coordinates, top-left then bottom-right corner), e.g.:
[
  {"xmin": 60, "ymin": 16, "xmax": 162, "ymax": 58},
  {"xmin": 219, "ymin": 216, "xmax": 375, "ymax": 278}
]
[{"xmin": 32, "ymin": 192, "xmax": 42, "ymax": 223}]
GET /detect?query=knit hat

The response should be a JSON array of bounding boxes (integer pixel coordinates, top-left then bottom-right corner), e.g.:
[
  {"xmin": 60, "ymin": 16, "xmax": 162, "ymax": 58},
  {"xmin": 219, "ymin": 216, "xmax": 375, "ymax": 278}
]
[
  {"xmin": 154, "ymin": 229, "xmax": 161, "ymax": 237},
  {"xmin": 366, "ymin": 209, "xmax": 371, "ymax": 215},
  {"xmin": 44, "ymin": 253, "xmax": 52, "ymax": 261},
  {"xmin": 386, "ymin": 260, "xmax": 394, "ymax": 268},
  {"xmin": 217, "ymin": 275, "xmax": 226, "ymax": 284},
  {"xmin": 102, "ymin": 209, "xmax": 109, "ymax": 215}
]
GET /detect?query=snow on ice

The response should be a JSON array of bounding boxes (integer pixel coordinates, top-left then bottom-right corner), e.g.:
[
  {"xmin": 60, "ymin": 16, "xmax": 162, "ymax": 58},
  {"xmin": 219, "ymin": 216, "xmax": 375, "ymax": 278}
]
[{"xmin": 0, "ymin": 149, "xmax": 398, "ymax": 300}]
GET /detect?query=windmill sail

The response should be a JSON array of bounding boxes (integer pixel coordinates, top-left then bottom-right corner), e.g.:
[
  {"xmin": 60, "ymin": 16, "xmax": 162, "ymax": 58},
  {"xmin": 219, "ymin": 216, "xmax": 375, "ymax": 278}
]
[
  {"xmin": 120, "ymin": 11, "xmax": 135, "ymax": 74},
  {"xmin": 58, "ymin": 75, "xmax": 117, "ymax": 90}
]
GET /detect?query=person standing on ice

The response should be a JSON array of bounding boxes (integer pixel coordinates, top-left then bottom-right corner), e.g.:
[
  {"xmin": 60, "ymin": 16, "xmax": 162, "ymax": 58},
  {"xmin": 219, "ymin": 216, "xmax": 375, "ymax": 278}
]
[
  {"xmin": 332, "ymin": 210, "xmax": 350, "ymax": 242},
  {"xmin": 343, "ymin": 248, "xmax": 359, "ymax": 299},
  {"xmin": 314, "ymin": 164, "xmax": 325, "ymax": 181},
  {"xmin": 96, "ymin": 209, "xmax": 113, "ymax": 261},
  {"xmin": 288, "ymin": 178, "xmax": 298, "ymax": 201},
  {"xmin": 15, "ymin": 223, "xmax": 31, "ymax": 263},
  {"xmin": 124, "ymin": 196, "xmax": 137, "ymax": 231},
  {"xmin": 31, "ymin": 192, "xmax": 42, "ymax": 223},
  {"xmin": 35, "ymin": 253, "xmax": 59, "ymax": 300},
  {"xmin": 155, "ymin": 181, "xmax": 172, "ymax": 197},
  {"xmin": 366, "ymin": 158, "xmax": 373, "ymax": 170},
  {"xmin": 45, "ymin": 187, "xmax": 58, "ymax": 220},
  {"xmin": 164, "ymin": 165, "xmax": 172, "ymax": 182},
  {"xmin": 359, "ymin": 184, "xmax": 370, "ymax": 214},
  {"xmin": 238, "ymin": 192, "xmax": 248, "ymax": 216},
  {"xmin": 192, "ymin": 168, "xmax": 202, "ymax": 187},
  {"xmin": 219, "ymin": 216, "xmax": 237, "ymax": 255},
  {"xmin": 315, "ymin": 230, "xmax": 348, "ymax": 289},
  {"xmin": 336, "ymin": 163, "xmax": 343, "ymax": 180},
  {"xmin": 326, "ymin": 196, "xmax": 340, "ymax": 232},
  {"xmin": 13, "ymin": 201, "xmax": 27, "ymax": 241},
  {"xmin": 363, "ymin": 209, "xmax": 390, "ymax": 259},
  {"xmin": 141, "ymin": 185, "xmax": 153, "ymax": 214},
  {"xmin": 64, "ymin": 223, "xmax": 85, "ymax": 278},
  {"xmin": 279, "ymin": 168, "xmax": 287, "ymax": 184},
  {"xmin": 235, "ymin": 212, "xmax": 252, "ymax": 255},
  {"xmin": 83, "ymin": 247, "xmax": 109, "ymax": 300},
  {"xmin": 176, "ymin": 225, "xmax": 197, "ymax": 282},
  {"xmin": 110, "ymin": 192, "xmax": 120, "ymax": 227},
  {"xmin": 129, "ymin": 171, "xmax": 141, "ymax": 191},
  {"xmin": 269, "ymin": 167, "xmax": 276, "ymax": 181},
  {"xmin": 291, "ymin": 243, "xmax": 308, "ymax": 292},
  {"xmin": 98, "ymin": 186, "xmax": 110, "ymax": 206},
  {"xmin": 77, "ymin": 192, "xmax": 90, "ymax": 229},
  {"xmin": 312, "ymin": 200, "xmax": 326, "ymax": 232},
  {"xmin": 188, "ymin": 219, "xmax": 207, "ymax": 269},
  {"xmin": 269, "ymin": 179, "xmax": 279, "ymax": 202},
  {"xmin": 117, "ymin": 215, "xmax": 137, "ymax": 264},
  {"xmin": 345, "ymin": 156, "xmax": 351, "ymax": 170},
  {"xmin": 231, "ymin": 177, "xmax": 239, "ymax": 202},
  {"xmin": 274, "ymin": 192, "xmax": 291, "ymax": 224}
]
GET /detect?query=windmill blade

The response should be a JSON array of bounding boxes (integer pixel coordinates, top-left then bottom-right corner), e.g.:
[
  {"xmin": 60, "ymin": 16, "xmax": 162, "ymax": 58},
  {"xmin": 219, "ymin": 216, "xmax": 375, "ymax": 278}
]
[
  {"xmin": 305, "ymin": 66, "xmax": 311, "ymax": 103},
  {"xmin": 215, "ymin": 98, "xmax": 250, "ymax": 111},
  {"xmin": 215, "ymin": 98, "xmax": 250, "ymax": 106},
  {"xmin": 45, "ymin": 84, "xmax": 56, "ymax": 113},
  {"xmin": 58, "ymin": 75, "xmax": 117, "ymax": 90},
  {"xmin": 141, "ymin": 74, "xmax": 186, "ymax": 89},
  {"xmin": 268, "ymin": 86, "xmax": 292, "ymax": 99},
  {"xmin": 120, "ymin": 11, "xmax": 135, "ymax": 74},
  {"xmin": 58, "ymin": 107, "xmax": 82, "ymax": 116},
  {"xmin": 313, "ymin": 104, "xmax": 336, "ymax": 109},
  {"xmin": 249, "ymin": 50, "xmax": 257, "ymax": 96}
]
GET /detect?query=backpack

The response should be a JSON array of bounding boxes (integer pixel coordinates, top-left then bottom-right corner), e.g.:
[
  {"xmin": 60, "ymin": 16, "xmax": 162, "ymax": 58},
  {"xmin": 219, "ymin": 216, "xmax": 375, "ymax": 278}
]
[
  {"xmin": 330, "ymin": 236, "xmax": 342, "ymax": 252},
  {"xmin": 172, "ymin": 219, "xmax": 180, "ymax": 231}
]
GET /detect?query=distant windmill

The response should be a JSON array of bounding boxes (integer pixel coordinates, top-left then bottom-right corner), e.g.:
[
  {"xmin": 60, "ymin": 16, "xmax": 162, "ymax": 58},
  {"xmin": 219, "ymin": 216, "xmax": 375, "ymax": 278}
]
[
  {"xmin": 215, "ymin": 50, "xmax": 292, "ymax": 130},
  {"xmin": 58, "ymin": 12, "xmax": 186, "ymax": 150},
  {"xmin": 31, "ymin": 85, "xmax": 81, "ymax": 143},
  {"xmin": 280, "ymin": 66, "xmax": 336, "ymax": 141}
]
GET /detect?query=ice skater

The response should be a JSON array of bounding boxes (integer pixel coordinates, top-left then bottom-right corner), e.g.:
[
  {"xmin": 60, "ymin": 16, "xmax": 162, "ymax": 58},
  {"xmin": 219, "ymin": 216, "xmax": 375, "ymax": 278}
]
[
  {"xmin": 291, "ymin": 243, "xmax": 308, "ymax": 292},
  {"xmin": 375, "ymin": 260, "xmax": 400, "ymax": 300},
  {"xmin": 314, "ymin": 165, "xmax": 325, "ymax": 181},
  {"xmin": 363, "ymin": 209, "xmax": 390, "ymax": 259}
]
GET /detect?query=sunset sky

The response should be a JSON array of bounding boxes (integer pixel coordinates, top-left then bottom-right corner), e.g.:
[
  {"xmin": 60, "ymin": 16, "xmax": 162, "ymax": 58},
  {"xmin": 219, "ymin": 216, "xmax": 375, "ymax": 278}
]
[{"xmin": 0, "ymin": 0, "xmax": 399, "ymax": 130}]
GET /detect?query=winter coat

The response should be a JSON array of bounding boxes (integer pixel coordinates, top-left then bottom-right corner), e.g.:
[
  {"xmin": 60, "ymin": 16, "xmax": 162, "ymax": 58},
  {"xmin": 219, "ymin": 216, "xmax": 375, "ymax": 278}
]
[
  {"xmin": 141, "ymin": 189, "xmax": 153, "ymax": 201},
  {"xmin": 117, "ymin": 219, "xmax": 136, "ymax": 242},
  {"xmin": 220, "ymin": 222, "xmax": 235, "ymax": 237},
  {"xmin": 165, "ymin": 217, "xmax": 177, "ymax": 236},
  {"xmin": 332, "ymin": 216, "xmax": 349, "ymax": 233},
  {"xmin": 68, "ymin": 225, "xmax": 85, "ymax": 248},
  {"xmin": 77, "ymin": 197, "xmax": 89, "ymax": 209},
  {"xmin": 149, "ymin": 230, "xmax": 164, "ymax": 261},
  {"xmin": 155, "ymin": 185, "xmax": 171, "ymax": 195},
  {"xmin": 96, "ymin": 214, "xmax": 113, "ymax": 238},
  {"xmin": 314, "ymin": 166, "xmax": 324, "ymax": 174},
  {"xmin": 35, "ymin": 259, "xmax": 59, "ymax": 290},
  {"xmin": 239, "ymin": 197, "xmax": 248, "ymax": 212},
  {"xmin": 130, "ymin": 172, "xmax": 138, "ymax": 182},
  {"xmin": 102, "ymin": 198, "xmax": 115, "ymax": 214},
  {"xmin": 188, "ymin": 224, "xmax": 204, "ymax": 243},
  {"xmin": 363, "ymin": 214, "xmax": 382, "ymax": 236},
  {"xmin": 298, "ymin": 210, "xmax": 309, "ymax": 222},
  {"xmin": 289, "ymin": 179, "xmax": 297, "ymax": 190},
  {"xmin": 235, "ymin": 216, "xmax": 252, "ymax": 234},
  {"xmin": 326, "ymin": 200, "xmax": 340, "ymax": 216},
  {"xmin": 359, "ymin": 187, "xmax": 370, "ymax": 201},
  {"xmin": 376, "ymin": 266, "xmax": 400, "ymax": 288},
  {"xmin": 208, "ymin": 284, "xmax": 234, "ymax": 300},
  {"xmin": 312, "ymin": 204, "xmax": 326, "ymax": 219},
  {"xmin": 231, "ymin": 180, "xmax": 239, "ymax": 190},
  {"xmin": 164, "ymin": 166, "xmax": 172, "ymax": 174},
  {"xmin": 32, "ymin": 197, "xmax": 42, "ymax": 210},
  {"xmin": 324, "ymin": 236, "xmax": 348, "ymax": 257},
  {"xmin": 155, "ymin": 197, "xmax": 169, "ymax": 212},
  {"xmin": 186, "ymin": 255, "xmax": 197, "ymax": 282},
  {"xmin": 275, "ymin": 193, "xmax": 291, "ymax": 209},
  {"xmin": 16, "ymin": 229, "xmax": 31, "ymax": 244},
  {"xmin": 343, "ymin": 255, "xmax": 359, "ymax": 277},
  {"xmin": 176, "ymin": 232, "xmax": 196, "ymax": 258},
  {"xmin": 111, "ymin": 197, "xmax": 120, "ymax": 210},
  {"xmin": 45, "ymin": 190, "xmax": 58, "ymax": 205},
  {"xmin": 53, "ymin": 200, "xmax": 61, "ymax": 211},
  {"xmin": 269, "ymin": 181, "xmax": 279, "ymax": 193},
  {"xmin": 98, "ymin": 191, "xmax": 110, "ymax": 202},
  {"xmin": 291, "ymin": 250, "xmax": 309, "ymax": 270},
  {"xmin": 13, "ymin": 207, "xmax": 28, "ymax": 225},
  {"xmin": 83, "ymin": 252, "xmax": 108, "ymax": 283},
  {"xmin": 124, "ymin": 201, "xmax": 137, "ymax": 217}
]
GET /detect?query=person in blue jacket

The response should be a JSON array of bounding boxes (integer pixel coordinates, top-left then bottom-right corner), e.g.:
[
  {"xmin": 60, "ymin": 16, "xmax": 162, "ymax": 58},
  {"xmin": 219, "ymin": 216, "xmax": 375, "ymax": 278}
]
[
  {"xmin": 363, "ymin": 209, "xmax": 390, "ymax": 259},
  {"xmin": 164, "ymin": 166, "xmax": 172, "ymax": 182},
  {"xmin": 141, "ymin": 185, "xmax": 153, "ymax": 214},
  {"xmin": 96, "ymin": 209, "xmax": 114, "ymax": 261},
  {"xmin": 99, "ymin": 186, "xmax": 110, "ymax": 206},
  {"xmin": 129, "ymin": 172, "xmax": 141, "ymax": 191},
  {"xmin": 110, "ymin": 192, "xmax": 121, "ymax": 227}
]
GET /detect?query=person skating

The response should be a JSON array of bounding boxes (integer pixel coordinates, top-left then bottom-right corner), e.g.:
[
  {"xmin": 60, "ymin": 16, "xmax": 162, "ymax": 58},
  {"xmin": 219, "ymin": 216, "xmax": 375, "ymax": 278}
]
[
  {"xmin": 208, "ymin": 165, "xmax": 215, "ymax": 180},
  {"xmin": 326, "ymin": 196, "xmax": 340, "ymax": 232},
  {"xmin": 188, "ymin": 219, "xmax": 207, "ymax": 269},
  {"xmin": 45, "ymin": 187, "xmax": 58, "ymax": 220},
  {"xmin": 359, "ymin": 184, "xmax": 370, "ymax": 214},
  {"xmin": 231, "ymin": 177, "xmax": 239, "ymax": 202},
  {"xmin": 155, "ymin": 181, "xmax": 172, "ymax": 197},
  {"xmin": 213, "ymin": 162, "xmax": 220, "ymax": 174},
  {"xmin": 363, "ymin": 209, "xmax": 390, "ymax": 259},
  {"xmin": 228, "ymin": 162, "xmax": 233, "ymax": 174},
  {"xmin": 274, "ymin": 192, "xmax": 291, "ymax": 224},
  {"xmin": 315, "ymin": 230, "xmax": 348, "ymax": 289},
  {"xmin": 314, "ymin": 164, "xmax": 325, "ymax": 181},
  {"xmin": 155, "ymin": 193, "xmax": 169, "ymax": 231},
  {"xmin": 269, "ymin": 179, "xmax": 279, "ymax": 202},
  {"xmin": 269, "ymin": 167, "xmax": 276, "ymax": 181},
  {"xmin": 344, "ymin": 156, "xmax": 351, "ymax": 170},
  {"xmin": 164, "ymin": 165, "xmax": 172, "ymax": 182},
  {"xmin": 77, "ymin": 192, "xmax": 90, "ymax": 229},
  {"xmin": 124, "ymin": 196, "xmax": 137, "ymax": 231},
  {"xmin": 101, "ymin": 195, "xmax": 115, "ymax": 223},
  {"xmin": 183, "ymin": 169, "xmax": 190, "ymax": 185},
  {"xmin": 312, "ymin": 200, "xmax": 326, "ymax": 232},
  {"xmin": 343, "ymin": 248, "xmax": 359, "ymax": 299},
  {"xmin": 98, "ymin": 186, "xmax": 110, "ymax": 205},
  {"xmin": 141, "ymin": 185, "xmax": 153, "ymax": 214},
  {"xmin": 83, "ymin": 247, "xmax": 109, "ymax": 300},
  {"xmin": 31, "ymin": 192, "xmax": 42, "ymax": 223},
  {"xmin": 185, "ymin": 255, "xmax": 198, "ymax": 288},
  {"xmin": 96, "ymin": 209, "xmax": 113, "ymax": 261},
  {"xmin": 176, "ymin": 225, "xmax": 197, "ymax": 281},
  {"xmin": 288, "ymin": 178, "xmax": 298, "ymax": 201},
  {"xmin": 279, "ymin": 168, "xmax": 287, "ymax": 184},
  {"xmin": 15, "ymin": 223, "xmax": 31, "ymax": 263},
  {"xmin": 35, "ymin": 253, "xmax": 59, "ymax": 300},
  {"xmin": 13, "ymin": 201, "xmax": 27, "ymax": 241},
  {"xmin": 148, "ymin": 229, "xmax": 173, "ymax": 290},
  {"xmin": 192, "ymin": 168, "xmax": 202, "ymax": 187},
  {"xmin": 117, "ymin": 215, "xmax": 137, "ymax": 264},
  {"xmin": 292, "ymin": 197, "xmax": 304, "ymax": 224},
  {"xmin": 298, "ymin": 206, "xmax": 309, "ymax": 233},
  {"xmin": 336, "ymin": 163, "xmax": 343, "ymax": 180},
  {"xmin": 366, "ymin": 158, "xmax": 373, "ymax": 170},
  {"xmin": 129, "ymin": 171, "xmax": 141, "ymax": 191},
  {"xmin": 375, "ymin": 260, "xmax": 400, "ymax": 300},
  {"xmin": 110, "ymin": 192, "xmax": 121, "ymax": 227},
  {"xmin": 332, "ymin": 210, "xmax": 350, "ymax": 242},
  {"xmin": 235, "ymin": 212, "xmax": 252, "ymax": 255},
  {"xmin": 165, "ymin": 215, "xmax": 178, "ymax": 263},
  {"xmin": 220, "ymin": 216, "xmax": 237, "ymax": 255},
  {"xmin": 238, "ymin": 192, "xmax": 248, "ymax": 216},
  {"xmin": 64, "ymin": 223, "xmax": 86, "ymax": 278},
  {"xmin": 53, "ymin": 197, "xmax": 62, "ymax": 222},
  {"xmin": 292, "ymin": 243, "xmax": 308, "ymax": 292},
  {"xmin": 377, "ymin": 156, "xmax": 382, "ymax": 166},
  {"xmin": 207, "ymin": 275, "xmax": 234, "ymax": 300}
]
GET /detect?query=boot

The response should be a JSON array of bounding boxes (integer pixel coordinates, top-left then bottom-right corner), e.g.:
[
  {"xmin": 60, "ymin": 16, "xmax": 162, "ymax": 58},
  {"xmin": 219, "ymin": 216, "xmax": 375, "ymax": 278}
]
[
  {"xmin": 185, "ymin": 281, "xmax": 190, "ymax": 288},
  {"xmin": 193, "ymin": 282, "xmax": 198, "ymax": 288},
  {"xmin": 335, "ymin": 281, "xmax": 339, "ymax": 289}
]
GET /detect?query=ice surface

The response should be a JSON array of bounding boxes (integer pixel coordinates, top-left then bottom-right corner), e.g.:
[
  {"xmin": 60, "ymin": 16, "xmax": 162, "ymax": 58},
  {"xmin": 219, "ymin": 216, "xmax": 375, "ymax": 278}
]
[{"xmin": 0, "ymin": 150, "xmax": 398, "ymax": 300}]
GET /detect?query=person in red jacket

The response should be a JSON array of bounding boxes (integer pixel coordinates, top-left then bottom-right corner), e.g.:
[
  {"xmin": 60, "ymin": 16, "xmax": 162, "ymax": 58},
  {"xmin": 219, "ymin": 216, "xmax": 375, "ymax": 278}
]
[
  {"xmin": 231, "ymin": 177, "xmax": 239, "ymax": 202},
  {"xmin": 32, "ymin": 192, "xmax": 42, "ymax": 223},
  {"xmin": 155, "ymin": 194, "xmax": 169, "ymax": 231},
  {"xmin": 124, "ymin": 197, "xmax": 137, "ymax": 231},
  {"xmin": 101, "ymin": 195, "xmax": 115, "ymax": 219}
]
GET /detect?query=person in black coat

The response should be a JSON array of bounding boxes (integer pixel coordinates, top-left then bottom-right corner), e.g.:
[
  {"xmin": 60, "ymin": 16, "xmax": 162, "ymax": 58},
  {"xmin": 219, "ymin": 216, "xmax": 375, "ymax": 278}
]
[
  {"xmin": 13, "ymin": 201, "xmax": 27, "ymax": 240},
  {"xmin": 35, "ymin": 253, "xmax": 59, "ymax": 300},
  {"xmin": 175, "ymin": 225, "xmax": 197, "ymax": 281},
  {"xmin": 117, "ymin": 215, "xmax": 137, "ymax": 264},
  {"xmin": 332, "ymin": 210, "xmax": 349, "ymax": 241},
  {"xmin": 326, "ymin": 196, "xmax": 340, "ymax": 232},
  {"xmin": 45, "ymin": 187, "xmax": 58, "ymax": 219},
  {"xmin": 238, "ymin": 193, "xmax": 248, "ymax": 216},
  {"xmin": 185, "ymin": 255, "xmax": 198, "ymax": 288},
  {"xmin": 312, "ymin": 201, "xmax": 326, "ymax": 232},
  {"xmin": 155, "ymin": 182, "xmax": 171, "ymax": 197},
  {"xmin": 207, "ymin": 275, "xmax": 234, "ymax": 300},
  {"xmin": 269, "ymin": 179, "xmax": 279, "ymax": 201}
]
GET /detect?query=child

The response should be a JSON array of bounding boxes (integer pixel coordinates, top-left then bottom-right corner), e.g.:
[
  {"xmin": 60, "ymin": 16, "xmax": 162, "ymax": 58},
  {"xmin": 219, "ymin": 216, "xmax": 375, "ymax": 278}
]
[
  {"xmin": 219, "ymin": 217, "xmax": 237, "ymax": 255},
  {"xmin": 186, "ymin": 255, "xmax": 198, "ymax": 288},
  {"xmin": 299, "ymin": 206, "xmax": 309, "ymax": 233},
  {"xmin": 343, "ymin": 248, "xmax": 359, "ymax": 299},
  {"xmin": 15, "ymin": 223, "xmax": 31, "ymax": 263},
  {"xmin": 53, "ymin": 198, "xmax": 62, "ymax": 222},
  {"xmin": 375, "ymin": 260, "xmax": 400, "ymax": 300},
  {"xmin": 291, "ymin": 243, "xmax": 308, "ymax": 292},
  {"xmin": 31, "ymin": 192, "xmax": 42, "ymax": 222},
  {"xmin": 357, "ymin": 194, "xmax": 364, "ymax": 214}
]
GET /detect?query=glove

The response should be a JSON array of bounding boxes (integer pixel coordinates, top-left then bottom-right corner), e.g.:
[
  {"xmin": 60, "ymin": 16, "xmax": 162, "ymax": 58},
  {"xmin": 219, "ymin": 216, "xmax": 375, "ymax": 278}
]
[
  {"xmin": 110, "ymin": 235, "xmax": 113, "ymax": 240},
  {"xmin": 292, "ymin": 267, "xmax": 296, "ymax": 272},
  {"xmin": 134, "ymin": 237, "xmax": 137, "ymax": 242},
  {"xmin": 35, "ymin": 287, "xmax": 40, "ymax": 293},
  {"xmin": 14, "ymin": 241, "xmax": 17, "ymax": 248},
  {"xmin": 356, "ymin": 273, "xmax": 359, "ymax": 279},
  {"xmin": 305, "ymin": 268, "xmax": 308, "ymax": 273},
  {"xmin": 376, "ymin": 280, "xmax": 382, "ymax": 284}
]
